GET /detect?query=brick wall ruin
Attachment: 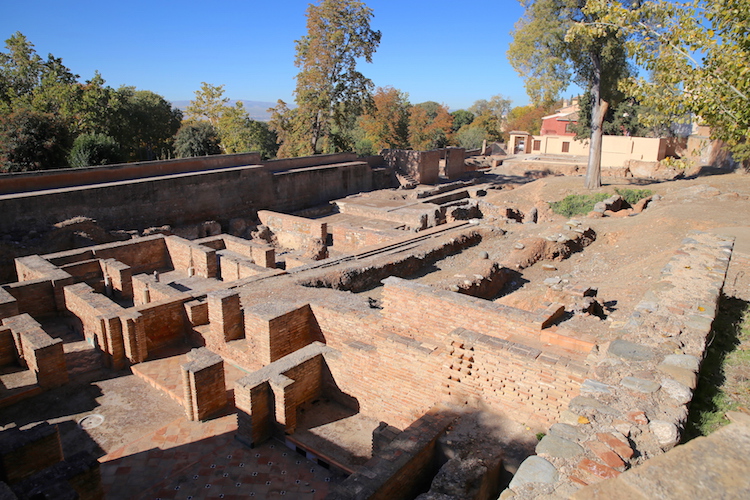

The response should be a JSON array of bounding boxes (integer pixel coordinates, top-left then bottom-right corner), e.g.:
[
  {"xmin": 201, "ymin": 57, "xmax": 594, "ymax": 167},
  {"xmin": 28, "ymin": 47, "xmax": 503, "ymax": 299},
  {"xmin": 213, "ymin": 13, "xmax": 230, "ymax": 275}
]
[{"xmin": 0, "ymin": 150, "xmax": 743, "ymax": 499}]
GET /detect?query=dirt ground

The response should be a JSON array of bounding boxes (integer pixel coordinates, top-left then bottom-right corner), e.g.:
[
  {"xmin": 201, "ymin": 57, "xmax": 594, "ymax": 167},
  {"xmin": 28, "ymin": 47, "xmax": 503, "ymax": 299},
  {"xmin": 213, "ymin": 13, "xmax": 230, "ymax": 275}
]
[{"xmin": 482, "ymin": 168, "xmax": 750, "ymax": 319}]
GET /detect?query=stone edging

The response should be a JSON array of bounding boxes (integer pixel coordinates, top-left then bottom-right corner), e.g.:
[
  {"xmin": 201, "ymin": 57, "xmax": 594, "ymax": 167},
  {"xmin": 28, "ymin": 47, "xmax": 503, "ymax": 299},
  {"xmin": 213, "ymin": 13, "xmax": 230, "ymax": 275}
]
[{"xmin": 503, "ymin": 231, "xmax": 734, "ymax": 499}]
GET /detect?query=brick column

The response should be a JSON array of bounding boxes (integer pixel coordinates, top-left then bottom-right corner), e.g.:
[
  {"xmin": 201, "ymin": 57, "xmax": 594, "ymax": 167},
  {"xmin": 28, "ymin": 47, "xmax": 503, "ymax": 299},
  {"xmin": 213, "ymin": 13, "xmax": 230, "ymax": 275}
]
[
  {"xmin": 181, "ymin": 348, "xmax": 226, "ymax": 421},
  {"xmin": 208, "ymin": 290, "xmax": 243, "ymax": 342},
  {"xmin": 235, "ymin": 379, "xmax": 274, "ymax": 448}
]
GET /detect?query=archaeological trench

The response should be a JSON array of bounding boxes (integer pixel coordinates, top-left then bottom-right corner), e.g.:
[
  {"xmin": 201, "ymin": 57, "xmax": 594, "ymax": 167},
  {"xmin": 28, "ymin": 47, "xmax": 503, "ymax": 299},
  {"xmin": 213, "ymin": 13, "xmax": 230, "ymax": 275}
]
[{"xmin": 0, "ymin": 149, "xmax": 748, "ymax": 499}]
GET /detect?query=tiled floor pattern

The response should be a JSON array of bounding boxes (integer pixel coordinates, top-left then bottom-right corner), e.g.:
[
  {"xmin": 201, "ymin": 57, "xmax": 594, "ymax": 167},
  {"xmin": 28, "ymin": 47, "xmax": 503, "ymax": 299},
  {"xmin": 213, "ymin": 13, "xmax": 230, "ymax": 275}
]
[{"xmin": 99, "ymin": 408, "xmax": 342, "ymax": 499}]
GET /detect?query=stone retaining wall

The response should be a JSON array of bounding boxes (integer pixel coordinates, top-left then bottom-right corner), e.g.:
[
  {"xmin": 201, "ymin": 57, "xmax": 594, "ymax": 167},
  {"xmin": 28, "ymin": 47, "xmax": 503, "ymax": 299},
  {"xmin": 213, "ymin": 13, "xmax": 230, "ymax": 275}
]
[{"xmin": 505, "ymin": 231, "xmax": 734, "ymax": 498}]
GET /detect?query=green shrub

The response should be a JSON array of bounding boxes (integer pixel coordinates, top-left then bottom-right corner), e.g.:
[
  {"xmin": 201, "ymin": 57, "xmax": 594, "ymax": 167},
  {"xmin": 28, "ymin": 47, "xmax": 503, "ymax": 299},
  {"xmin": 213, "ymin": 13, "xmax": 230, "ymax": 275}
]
[
  {"xmin": 550, "ymin": 193, "xmax": 609, "ymax": 217},
  {"xmin": 614, "ymin": 188, "xmax": 653, "ymax": 205},
  {"xmin": 68, "ymin": 133, "xmax": 123, "ymax": 168}
]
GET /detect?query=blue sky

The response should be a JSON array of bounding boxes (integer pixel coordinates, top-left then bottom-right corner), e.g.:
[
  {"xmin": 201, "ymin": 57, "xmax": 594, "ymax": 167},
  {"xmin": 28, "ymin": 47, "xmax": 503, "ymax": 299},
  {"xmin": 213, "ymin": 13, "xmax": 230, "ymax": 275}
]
[{"xmin": 2, "ymin": 0, "xmax": 542, "ymax": 110}]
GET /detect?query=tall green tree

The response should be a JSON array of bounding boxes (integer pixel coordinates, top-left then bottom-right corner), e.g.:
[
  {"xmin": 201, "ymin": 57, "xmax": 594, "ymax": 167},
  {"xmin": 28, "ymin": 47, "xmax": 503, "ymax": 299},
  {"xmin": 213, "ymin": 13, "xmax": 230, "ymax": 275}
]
[
  {"xmin": 186, "ymin": 82, "xmax": 229, "ymax": 129},
  {"xmin": 186, "ymin": 83, "xmax": 278, "ymax": 158},
  {"xmin": 271, "ymin": 0, "xmax": 381, "ymax": 156},
  {"xmin": 0, "ymin": 108, "xmax": 71, "ymax": 171},
  {"xmin": 113, "ymin": 87, "xmax": 182, "ymax": 161},
  {"xmin": 173, "ymin": 121, "xmax": 221, "ymax": 158},
  {"xmin": 508, "ymin": 0, "xmax": 631, "ymax": 188},
  {"xmin": 450, "ymin": 109, "xmax": 475, "ymax": 132},
  {"xmin": 590, "ymin": 0, "xmax": 750, "ymax": 164},
  {"xmin": 219, "ymin": 101, "xmax": 278, "ymax": 159}
]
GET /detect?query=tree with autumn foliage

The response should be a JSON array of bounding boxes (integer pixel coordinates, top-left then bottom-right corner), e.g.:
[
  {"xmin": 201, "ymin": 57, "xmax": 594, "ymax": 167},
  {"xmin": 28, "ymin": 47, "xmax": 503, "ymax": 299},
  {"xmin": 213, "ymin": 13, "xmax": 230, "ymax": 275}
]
[
  {"xmin": 505, "ymin": 104, "xmax": 554, "ymax": 135},
  {"xmin": 270, "ymin": 0, "xmax": 381, "ymax": 157},
  {"xmin": 357, "ymin": 86, "xmax": 410, "ymax": 152},
  {"xmin": 408, "ymin": 102, "xmax": 453, "ymax": 151}
]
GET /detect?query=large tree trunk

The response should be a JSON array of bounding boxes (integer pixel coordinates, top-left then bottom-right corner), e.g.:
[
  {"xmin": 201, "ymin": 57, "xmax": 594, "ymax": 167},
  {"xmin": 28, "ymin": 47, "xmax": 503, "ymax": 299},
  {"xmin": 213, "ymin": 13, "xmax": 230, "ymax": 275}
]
[{"xmin": 585, "ymin": 55, "xmax": 608, "ymax": 190}]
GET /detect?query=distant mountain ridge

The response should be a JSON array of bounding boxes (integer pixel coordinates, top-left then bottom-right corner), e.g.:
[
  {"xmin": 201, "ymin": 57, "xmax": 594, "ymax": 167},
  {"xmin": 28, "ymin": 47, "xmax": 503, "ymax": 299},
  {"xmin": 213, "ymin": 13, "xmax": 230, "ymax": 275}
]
[{"xmin": 171, "ymin": 99, "xmax": 276, "ymax": 122}]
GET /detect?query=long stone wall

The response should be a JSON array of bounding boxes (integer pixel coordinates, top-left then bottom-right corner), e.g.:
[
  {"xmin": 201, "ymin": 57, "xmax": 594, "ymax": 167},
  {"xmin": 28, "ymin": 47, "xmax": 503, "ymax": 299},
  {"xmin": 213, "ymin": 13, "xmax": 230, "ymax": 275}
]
[
  {"xmin": 0, "ymin": 152, "xmax": 262, "ymax": 195},
  {"xmin": 0, "ymin": 155, "xmax": 390, "ymax": 234}
]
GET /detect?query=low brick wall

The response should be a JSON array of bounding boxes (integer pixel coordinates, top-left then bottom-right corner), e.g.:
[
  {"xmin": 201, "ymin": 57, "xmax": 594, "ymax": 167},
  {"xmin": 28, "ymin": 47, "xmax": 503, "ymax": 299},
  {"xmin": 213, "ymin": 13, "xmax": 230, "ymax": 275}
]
[
  {"xmin": 382, "ymin": 149, "xmax": 441, "ymax": 185},
  {"xmin": 99, "ymin": 258, "xmax": 132, "ymax": 299},
  {"xmin": 380, "ymin": 277, "xmax": 592, "ymax": 352},
  {"xmin": 44, "ymin": 235, "xmax": 169, "ymax": 276},
  {"xmin": 2, "ymin": 273, "xmax": 68, "ymax": 318},
  {"xmin": 235, "ymin": 342, "xmax": 332, "ymax": 446},
  {"xmin": 0, "ymin": 423, "xmax": 63, "ymax": 485},
  {"xmin": 0, "ymin": 314, "xmax": 67, "ymax": 389},
  {"xmin": 327, "ymin": 223, "xmax": 403, "ymax": 253},
  {"xmin": 64, "ymin": 283, "xmax": 127, "ymax": 369},
  {"xmin": 244, "ymin": 301, "xmax": 318, "ymax": 365},
  {"xmin": 132, "ymin": 273, "xmax": 186, "ymax": 305},
  {"xmin": 0, "ymin": 287, "xmax": 19, "ymax": 321},
  {"xmin": 165, "ymin": 235, "xmax": 217, "ymax": 278},
  {"xmin": 134, "ymin": 297, "xmax": 190, "ymax": 352},
  {"xmin": 257, "ymin": 210, "xmax": 327, "ymax": 251},
  {"xmin": 335, "ymin": 197, "xmax": 442, "ymax": 231}
]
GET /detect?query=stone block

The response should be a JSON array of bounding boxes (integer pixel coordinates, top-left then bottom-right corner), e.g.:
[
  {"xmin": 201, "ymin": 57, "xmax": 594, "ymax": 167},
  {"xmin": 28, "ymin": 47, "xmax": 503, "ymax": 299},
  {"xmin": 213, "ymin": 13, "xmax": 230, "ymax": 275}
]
[
  {"xmin": 620, "ymin": 376, "xmax": 660, "ymax": 394},
  {"xmin": 608, "ymin": 339, "xmax": 654, "ymax": 361},
  {"xmin": 536, "ymin": 434, "xmax": 584, "ymax": 459},
  {"xmin": 508, "ymin": 456, "xmax": 558, "ymax": 491}
]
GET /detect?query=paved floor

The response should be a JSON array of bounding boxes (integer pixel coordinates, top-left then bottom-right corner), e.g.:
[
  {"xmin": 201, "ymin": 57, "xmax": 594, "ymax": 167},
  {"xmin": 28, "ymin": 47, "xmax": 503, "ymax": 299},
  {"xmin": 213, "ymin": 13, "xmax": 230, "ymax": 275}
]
[
  {"xmin": 100, "ymin": 413, "xmax": 342, "ymax": 500},
  {"xmin": 101, "ymin": 348, "xmax": 345, "ymax": 499}
]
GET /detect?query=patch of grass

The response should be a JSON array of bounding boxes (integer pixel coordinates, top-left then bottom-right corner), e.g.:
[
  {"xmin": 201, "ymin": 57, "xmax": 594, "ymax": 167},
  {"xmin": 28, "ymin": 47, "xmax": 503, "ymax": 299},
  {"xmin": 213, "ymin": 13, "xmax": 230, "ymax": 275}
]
[
  {"xmin": 550, "ymin": 193, "xmax": 609, "ymax": 217},
  {"xmin": 684, "ymin": 296, "xmax": 750, "ymax": 440},
  {"xmin": 535, "ymin": 432, "xmax": 546, "ymax": 441},
  {"xmin": 550, "ymin": 188, "xmax": 654, "ymax": 217},
  {"xmin": 613, "ymin": 188, "xmax": 653, "ymax": 205}
]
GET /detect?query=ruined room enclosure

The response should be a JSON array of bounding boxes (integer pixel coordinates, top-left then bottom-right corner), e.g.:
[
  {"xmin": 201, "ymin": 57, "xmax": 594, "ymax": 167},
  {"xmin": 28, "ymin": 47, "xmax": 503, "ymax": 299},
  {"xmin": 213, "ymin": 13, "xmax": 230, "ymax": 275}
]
[
  {"xmin": 0, "ymin": 177, "xmax": 608, "ymax": 493},
  {"xmin": 0, "ymin": 156, "xmax": 744, "ymax": 499}
]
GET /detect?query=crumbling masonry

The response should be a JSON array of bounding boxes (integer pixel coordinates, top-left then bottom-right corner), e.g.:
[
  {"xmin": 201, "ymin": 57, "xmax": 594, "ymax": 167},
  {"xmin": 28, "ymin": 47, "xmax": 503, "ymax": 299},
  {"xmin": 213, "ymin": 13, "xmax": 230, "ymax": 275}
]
[{"xmin": 0, "ymin": 150, "xmax": 745, "ymax": 499}]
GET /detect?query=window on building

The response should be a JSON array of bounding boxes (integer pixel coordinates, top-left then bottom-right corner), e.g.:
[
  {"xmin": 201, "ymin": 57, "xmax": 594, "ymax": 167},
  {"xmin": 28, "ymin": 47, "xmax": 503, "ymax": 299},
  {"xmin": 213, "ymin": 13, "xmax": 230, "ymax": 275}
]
[
  {"xmin": 562, "ymin": 142, "xmax": 570, "ymax": 153},
  {"xmin": 533, "ymin": 140, "xmax": 541, "ymax": 151}
]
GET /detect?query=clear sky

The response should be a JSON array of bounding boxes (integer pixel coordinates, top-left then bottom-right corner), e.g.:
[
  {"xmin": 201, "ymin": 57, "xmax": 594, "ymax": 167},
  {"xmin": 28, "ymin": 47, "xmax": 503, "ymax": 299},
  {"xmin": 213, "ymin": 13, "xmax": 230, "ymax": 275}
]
[{"xmin": 2, "ymin": 0, "xmax": 541, "ymax": 111}]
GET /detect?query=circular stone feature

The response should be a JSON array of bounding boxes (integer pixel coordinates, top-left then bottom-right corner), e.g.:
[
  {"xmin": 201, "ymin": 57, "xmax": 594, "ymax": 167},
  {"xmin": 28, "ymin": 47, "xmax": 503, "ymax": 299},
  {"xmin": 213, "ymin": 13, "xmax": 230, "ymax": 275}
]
[{"xmin": 78, "ymin": 414, "xmax": 105, "ymax": 429}]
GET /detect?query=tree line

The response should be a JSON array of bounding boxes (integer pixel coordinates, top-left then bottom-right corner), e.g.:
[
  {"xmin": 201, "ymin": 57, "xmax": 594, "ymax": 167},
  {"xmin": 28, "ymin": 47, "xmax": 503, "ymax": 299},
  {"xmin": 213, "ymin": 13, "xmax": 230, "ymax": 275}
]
[
  {"xmin": 0, "ymin": 33, "xmax": 278, "ymax": 172},
  {"xmin": 3, "ymin": 0, "xmax": 746, "ymax": 184}
]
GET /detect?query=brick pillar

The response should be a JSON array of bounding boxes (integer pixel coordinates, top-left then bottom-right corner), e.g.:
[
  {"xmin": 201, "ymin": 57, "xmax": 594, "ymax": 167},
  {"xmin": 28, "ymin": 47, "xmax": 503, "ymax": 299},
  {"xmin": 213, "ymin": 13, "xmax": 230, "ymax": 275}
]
[
  {"xmin": 235, "ymin": 379, "xmax": 274, "ymax": 448},
  {"xmin": 252, "ymin": 246, "xmax": 276, "ymax": 269},
  {"xmin": 208, "ymin": 290, "xmax": 243, "ymax": 342},
  {"xmin": 121, "ymin": 312, "xmax": 146, "ymax": 364},
  {"xmin": 8, "ymin": 314, "xmax": 68, "ymax": 389},
  {"xmin": 32, "ymin": 339, "xmax": 68, "ymax": 389},
  {"xmin": 181, "ymin": 348, "xmax": 226, "ymax": 421},
  {"xmin": 102, "ymin": 314, "xmax": 125, "ymax": 371},
  {"xmin": 271, "ymin": 375, "xmax": 296, "ymax": 433}
]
